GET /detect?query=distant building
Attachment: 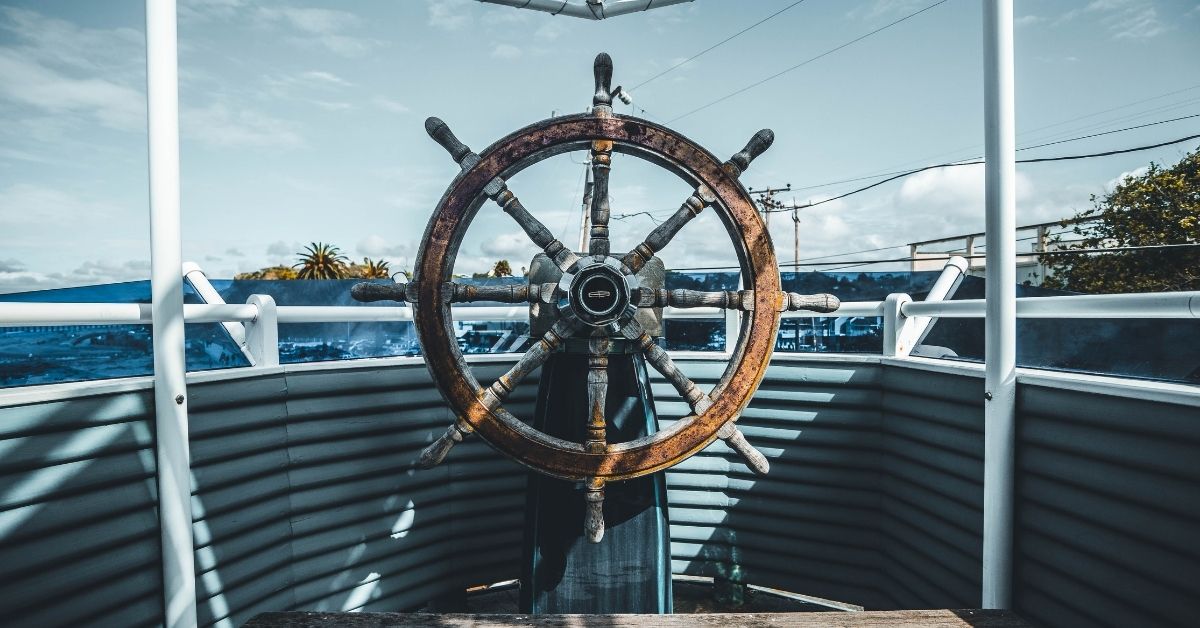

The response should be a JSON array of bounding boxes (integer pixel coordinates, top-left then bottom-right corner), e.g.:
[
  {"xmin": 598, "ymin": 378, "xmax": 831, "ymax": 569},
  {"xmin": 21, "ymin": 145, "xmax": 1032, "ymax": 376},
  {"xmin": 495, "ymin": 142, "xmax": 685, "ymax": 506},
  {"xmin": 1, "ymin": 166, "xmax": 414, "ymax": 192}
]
[{"xmin": 908, "ymin": 217, "xmax": 1098, "ymax": 286}]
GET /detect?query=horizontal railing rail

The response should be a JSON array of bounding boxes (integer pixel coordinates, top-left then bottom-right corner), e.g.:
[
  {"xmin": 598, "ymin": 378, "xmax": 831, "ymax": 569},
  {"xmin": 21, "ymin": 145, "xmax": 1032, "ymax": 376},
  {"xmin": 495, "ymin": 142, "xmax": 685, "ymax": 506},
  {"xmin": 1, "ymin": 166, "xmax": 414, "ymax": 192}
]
[
  {"xmin": 6, "ymin": 291, "xmax": 1194, "ymax": 328},
  {"xmin": 0, "ymin": 256, "xmax": 1196, "ymax": 368}
]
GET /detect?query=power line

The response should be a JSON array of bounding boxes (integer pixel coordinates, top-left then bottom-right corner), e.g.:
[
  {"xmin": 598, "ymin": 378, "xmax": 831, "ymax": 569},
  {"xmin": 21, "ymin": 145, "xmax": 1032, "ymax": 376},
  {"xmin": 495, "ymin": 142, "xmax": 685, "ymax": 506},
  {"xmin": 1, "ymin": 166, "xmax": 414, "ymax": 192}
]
[
  {"xmin": 667, "ymin": 0, "xmax": 953, "ymax": 123},
  {"xmin": 784, "ymin": 112, "xmax": 1200, "ymax": 194},
  {"xmin": 781, "ymin": 85, "xmax": 1200, "ymax": 195},
  {"xmin": 666, "ymin": 242, "xmax": 1200, "ymax": 273},
  {"xmin": 630, "ymin": 0, "xmax": 809, "ymax": 92},
  {"xmin": 762, "ymin": 132, "xmax": 1200, "ymax": 213}
]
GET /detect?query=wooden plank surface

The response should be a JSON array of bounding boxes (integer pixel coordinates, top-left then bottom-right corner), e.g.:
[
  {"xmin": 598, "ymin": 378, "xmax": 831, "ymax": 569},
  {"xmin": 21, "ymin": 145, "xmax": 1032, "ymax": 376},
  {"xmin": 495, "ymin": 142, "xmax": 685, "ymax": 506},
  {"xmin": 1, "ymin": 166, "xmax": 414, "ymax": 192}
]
[{"xmin": 244, "ymin": 610, "xmax": 1031, "ymax": 627}]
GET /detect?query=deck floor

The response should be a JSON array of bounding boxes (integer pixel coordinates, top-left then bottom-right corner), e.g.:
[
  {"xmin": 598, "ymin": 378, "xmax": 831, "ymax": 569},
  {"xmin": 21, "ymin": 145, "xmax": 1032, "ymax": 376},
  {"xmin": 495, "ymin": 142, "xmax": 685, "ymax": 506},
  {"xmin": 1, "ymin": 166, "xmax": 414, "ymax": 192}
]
[{"xmin": 245, "ymin": 609, "xmax": 1030, "ymax": 627}]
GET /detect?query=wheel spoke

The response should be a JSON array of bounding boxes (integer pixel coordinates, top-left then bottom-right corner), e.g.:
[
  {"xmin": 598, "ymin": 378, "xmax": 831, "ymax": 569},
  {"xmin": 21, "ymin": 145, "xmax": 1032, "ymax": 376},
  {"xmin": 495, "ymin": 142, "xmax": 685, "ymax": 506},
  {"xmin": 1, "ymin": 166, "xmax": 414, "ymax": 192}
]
[
  {"xmin": 495, "ymin": 188, "xmax": 580, "ymax": 270},
  {"xmin": 416, "ymin": 419, "xmax": 471, "ymax": 470},
  {"xmin": 588, "ymin": 140, "xmax": 612, "ymax": 257},
  {"xmin": 425, "ymin": 116, "xmax": 579, "ymax": 270},
  {"xmin": 623, "ymin": 129, "xmax": 775, "ymax": 273},
  {"xmin": 584, "ymin": 477, "xmax": 605, "ymax": 543},
  {"xmin": 637, "ymin": 288, "xmax": 840, "ymax": 313},
  {"xmin": 624, "ymin": 321, "xmax": 710, "ymax": 415},
  {"xmin": 480, "ymin": 318, "xmax": 576, "ymax": 410},
  {"xmin": 353, "ymin": 281, "xmax": 559, "ymax": 304},
  {"xmin": 585, "ymin": 334, "xmax": 610, "ymax": 454},
  {"xmin": 717, "ymin": 419, "xmax": 770, "ymax": 475}
]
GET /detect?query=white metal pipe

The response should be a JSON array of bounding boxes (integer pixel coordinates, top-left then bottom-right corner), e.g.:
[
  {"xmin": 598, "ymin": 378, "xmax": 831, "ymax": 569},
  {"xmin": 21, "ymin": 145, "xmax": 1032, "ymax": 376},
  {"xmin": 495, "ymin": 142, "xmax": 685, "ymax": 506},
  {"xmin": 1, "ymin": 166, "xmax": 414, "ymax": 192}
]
[
  {"xmin": 982, "ymin": 0, "xmax": 1017, "ymax": 610},
  {"xmin": 274, "ymin": 305, "xmax": 414, "ymax": 323},
  {"xmin": 182, "ymin": 262, "xmax": 253, "ymax": 363},
  {"xmin": 3, "ymin": 290, "xmax": 1194, "ymax": 328},
  {"xmin": 145, "ymin": 0, "xmax": 196, "ymax": 626},
  {"xmin": 0, "ymin": 303, "xmax": 258, "ymax": 327},
  {"xmin": 903, "ymin": 291, "xmax": 1200, "ymax": 319}
]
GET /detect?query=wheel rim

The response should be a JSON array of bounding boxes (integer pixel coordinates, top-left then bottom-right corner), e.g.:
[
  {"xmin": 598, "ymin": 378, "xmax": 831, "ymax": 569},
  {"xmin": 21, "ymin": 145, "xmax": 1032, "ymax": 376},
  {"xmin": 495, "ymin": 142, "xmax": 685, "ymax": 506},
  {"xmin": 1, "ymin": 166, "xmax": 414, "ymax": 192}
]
[{"xmin": 413, "ymin": 113, "xmax": 781, "ymax": 481}]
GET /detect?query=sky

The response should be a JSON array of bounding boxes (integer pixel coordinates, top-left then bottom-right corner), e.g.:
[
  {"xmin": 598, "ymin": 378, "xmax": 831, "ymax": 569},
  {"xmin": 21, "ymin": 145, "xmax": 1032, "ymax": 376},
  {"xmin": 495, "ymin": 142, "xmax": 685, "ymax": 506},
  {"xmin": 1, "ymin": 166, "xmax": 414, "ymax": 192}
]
[{"xmin": 0, "ymin": 0, "xmax": 1198, "ymax": 293}]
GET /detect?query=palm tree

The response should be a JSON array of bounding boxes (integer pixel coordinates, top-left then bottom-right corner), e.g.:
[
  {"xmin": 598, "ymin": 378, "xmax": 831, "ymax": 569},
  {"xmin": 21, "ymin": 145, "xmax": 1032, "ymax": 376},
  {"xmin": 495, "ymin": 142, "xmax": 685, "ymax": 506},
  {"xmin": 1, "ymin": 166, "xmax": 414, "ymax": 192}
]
[
  {"xmin": 357, "ymin": 257, "xmax": 391, "ymax": 279},
  {"xmin": 295, "ymin": 242, "xmax": 349, "ymax": 279}
]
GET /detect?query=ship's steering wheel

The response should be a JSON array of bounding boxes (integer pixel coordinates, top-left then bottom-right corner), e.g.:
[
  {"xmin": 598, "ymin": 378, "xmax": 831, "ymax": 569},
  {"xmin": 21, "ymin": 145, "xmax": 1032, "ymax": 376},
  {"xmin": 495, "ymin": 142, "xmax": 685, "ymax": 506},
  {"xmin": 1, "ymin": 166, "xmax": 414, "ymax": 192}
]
[{"xmin": 353, "ymin": 53, "xmax": 839, "ymax": 541}]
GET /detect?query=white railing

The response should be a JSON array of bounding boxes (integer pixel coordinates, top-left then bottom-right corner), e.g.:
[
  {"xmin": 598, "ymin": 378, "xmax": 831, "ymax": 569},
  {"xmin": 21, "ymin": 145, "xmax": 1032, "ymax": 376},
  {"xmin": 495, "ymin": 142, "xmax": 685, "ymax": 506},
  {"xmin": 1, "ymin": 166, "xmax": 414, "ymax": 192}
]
[{"xmin": 1, "ymin": 259, "xmax": 1198, "ymax": 366}]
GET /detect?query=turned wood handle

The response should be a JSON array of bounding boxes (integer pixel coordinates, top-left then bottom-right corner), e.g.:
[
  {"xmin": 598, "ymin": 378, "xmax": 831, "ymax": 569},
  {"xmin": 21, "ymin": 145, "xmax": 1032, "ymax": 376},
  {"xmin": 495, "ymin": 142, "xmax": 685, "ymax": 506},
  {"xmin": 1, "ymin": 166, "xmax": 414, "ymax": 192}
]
[
  {"xmin": 718, "ymin": 420, "xmax": 769, "ymax": 475},
  {"xmin": 418, "ymin": 422, "xmax": 467, "ymax": 469},
  {"xmin": 584, "ymin": 481, "xmax": 605, "ymax": 543},
  {"xmin": 425, "ymin": 116, "xmax": 472, "ymax": 163},
  {"xmin": 593, "ymin": 52, "xmax": 613, "ymax": 107},
  {"xmin": 351, "ymin": 282, "xmax": 407, "ymax": 303},
  {"xmin": 787, "ymin": 292, "xmax": 840, "ymax": 313},
  {"xmin": 728, "ymin": 129, "xmax": 774, "ymax": 175}
]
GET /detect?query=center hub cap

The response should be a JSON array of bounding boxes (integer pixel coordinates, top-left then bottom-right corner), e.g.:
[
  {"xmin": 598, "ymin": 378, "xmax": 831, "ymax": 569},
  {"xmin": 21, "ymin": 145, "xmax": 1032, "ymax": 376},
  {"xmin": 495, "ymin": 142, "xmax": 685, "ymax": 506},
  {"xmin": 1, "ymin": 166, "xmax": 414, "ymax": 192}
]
[{"xmin": 558, "ymin": 256, "xmax": 638, "ymax": 330}]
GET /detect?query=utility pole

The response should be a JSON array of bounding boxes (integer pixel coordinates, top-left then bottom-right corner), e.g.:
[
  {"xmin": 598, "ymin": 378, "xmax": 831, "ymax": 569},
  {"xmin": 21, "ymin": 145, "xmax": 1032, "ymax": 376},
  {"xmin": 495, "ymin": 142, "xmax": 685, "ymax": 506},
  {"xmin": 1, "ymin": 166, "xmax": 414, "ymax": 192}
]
[{"xmin": 577, "ymin": 164, "xmax": 593, "ymax": 253}]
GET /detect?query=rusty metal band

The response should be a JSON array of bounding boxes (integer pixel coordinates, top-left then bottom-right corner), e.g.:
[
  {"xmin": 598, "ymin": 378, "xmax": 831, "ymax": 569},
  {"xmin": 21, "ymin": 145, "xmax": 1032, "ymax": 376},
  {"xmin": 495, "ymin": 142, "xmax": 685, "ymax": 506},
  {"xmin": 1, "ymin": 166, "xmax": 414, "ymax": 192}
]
[{"xmin": 412, "ymin": 113, "xmax": 780, "ymax": 481}]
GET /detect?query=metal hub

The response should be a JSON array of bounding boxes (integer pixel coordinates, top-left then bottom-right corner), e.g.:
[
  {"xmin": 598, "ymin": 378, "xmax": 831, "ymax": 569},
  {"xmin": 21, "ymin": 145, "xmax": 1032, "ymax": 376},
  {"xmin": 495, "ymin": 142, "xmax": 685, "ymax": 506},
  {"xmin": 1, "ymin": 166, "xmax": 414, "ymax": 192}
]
[{"xmin": 557, "ymin": 256, "xmax": 639, "ymax": 330}]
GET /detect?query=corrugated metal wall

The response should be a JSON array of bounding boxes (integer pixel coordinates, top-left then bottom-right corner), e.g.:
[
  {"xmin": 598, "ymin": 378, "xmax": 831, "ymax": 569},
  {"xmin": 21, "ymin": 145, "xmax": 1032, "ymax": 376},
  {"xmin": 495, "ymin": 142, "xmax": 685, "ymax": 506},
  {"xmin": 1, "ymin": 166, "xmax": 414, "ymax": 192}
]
[
  {"xmin": 1, "ymin": 356, "xmax": 1197, "ymax": 627},
  {"xmin": 878, "ymin": 365, "xmax": 984, "ymax": 610},
  {"xmin": 663, "ymin": 356, "xmax": 888, "ymax": 610},
  {"xmin": 1014, "ymin": 380, "xmax": 1200, "ymax": 628}
]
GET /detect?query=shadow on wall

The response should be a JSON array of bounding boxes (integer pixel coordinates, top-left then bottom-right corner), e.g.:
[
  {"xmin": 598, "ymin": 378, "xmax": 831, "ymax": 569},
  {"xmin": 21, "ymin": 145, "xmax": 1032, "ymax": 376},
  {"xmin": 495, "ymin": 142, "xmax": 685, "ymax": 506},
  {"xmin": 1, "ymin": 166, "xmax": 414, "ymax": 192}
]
[{"xmin": 662, "ymin": 358, "xmax": 892, "ymax": 610}]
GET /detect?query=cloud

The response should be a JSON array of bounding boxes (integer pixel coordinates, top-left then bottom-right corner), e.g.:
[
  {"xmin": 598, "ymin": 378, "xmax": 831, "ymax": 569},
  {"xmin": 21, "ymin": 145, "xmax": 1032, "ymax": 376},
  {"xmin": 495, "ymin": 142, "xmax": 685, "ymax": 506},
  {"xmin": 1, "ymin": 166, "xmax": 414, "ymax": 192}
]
[
  {"xmin": 225, "ymin": 247, "xmax": 245, "ymax": 257},
  {"xmin": 0, "ymin": 258, "xmax": 153, "ymax": 293},
  {"xmin": 1106, "ymin": 165, "xmax": 1148, "ymax": 191},
  {"xmin": 266, "ymin": 241, "xmax": 301, "ymax": 265},
  {"xmin": 1059, "ymin": 0, "xmax": 1168, "ymax": 40},
  {"xmin": 0, "ymin": 183, "xmax": 121, "ymax": 226},
  {"xmin": 0, "ymin": 7, "xmax": 143, "ymax": 72},
  {"xmin": 300, "ymin": 70, "xmax": 352, "ymax": 87},
  {"xmin": 479, "ymin": 231, "xmax": 538, "ymax": 258},
  {"xmin": 371, "ymin": 97, "xmax": 410, "ymax": 114},
  {"xmin": 428, "ymin": 0, "xmax": 472, "ymax": 30},
  {"xmin": 898, "ymin": 163, "xmax": 1032, "ymax": 215},
  {"xmin": 311, "ymin": 100, "xmax": 353, "ymax": 112},
  {"xmin": 256, "ymin": 7, "xmax": 376, "ymax": 56},
  {"xmin": 0, "ymin": 258, "xmax": 25, "ymax": 273},
  {"xmin": 182, "ymin": 102, "xmax": 303, "ymax": 148},
  {"xmin": 180, "ymin": 0, "xmax": 245, "ymax": 22},
  {"xmin": 1015, "ymin": 15, "xmax": 1046, "ymax": 27},
  {"xmin": 352, "ymin": 235, "xmax": 415, "ymax": 265},
  {"xmin": 0, "ymin": 49, "xmax": 144, "ymax": 131},
  {"xmin": 491, "ymin": 44, "xmax": 522, "ymax": 60}
]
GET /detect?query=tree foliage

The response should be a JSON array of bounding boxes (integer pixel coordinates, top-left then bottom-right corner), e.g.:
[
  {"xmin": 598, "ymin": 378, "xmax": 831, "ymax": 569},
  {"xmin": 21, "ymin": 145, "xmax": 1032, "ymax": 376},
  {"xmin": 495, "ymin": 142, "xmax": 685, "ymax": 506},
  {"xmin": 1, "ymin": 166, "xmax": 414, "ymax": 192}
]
[
  {"xmin": 491, "ymin": 259, "xmax": 513, "ymax": 277},
  {"xmin": 1041, "ymin": 147, "xmax": 1200, "ymax": 293},
  {"xmin": 349, "ymin": 257, "xmax": 391, "ymax": 279},
  {"xmin": 233, "ymin": 265, "xmax": 298, "ymax": 280},
  {"xmin": 294, "ymin": 242, "xmax": 349, "ymax": 280}
]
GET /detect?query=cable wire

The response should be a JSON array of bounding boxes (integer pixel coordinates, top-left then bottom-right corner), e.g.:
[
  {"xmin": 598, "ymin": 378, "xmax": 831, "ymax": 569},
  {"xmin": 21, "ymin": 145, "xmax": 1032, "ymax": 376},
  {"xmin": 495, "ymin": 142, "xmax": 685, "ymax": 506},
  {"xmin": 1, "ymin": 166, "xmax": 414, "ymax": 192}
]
[
  {"xmin": 667, "ymin": 0, "xmax": 953, "ymax": 123},
  {"xmin": 630, "ymin": 0, "xmax": 809, "ymax": 92},
  {"xmin": 762, "ymin": 132, "xmax": 1200, "ymax": 213}
]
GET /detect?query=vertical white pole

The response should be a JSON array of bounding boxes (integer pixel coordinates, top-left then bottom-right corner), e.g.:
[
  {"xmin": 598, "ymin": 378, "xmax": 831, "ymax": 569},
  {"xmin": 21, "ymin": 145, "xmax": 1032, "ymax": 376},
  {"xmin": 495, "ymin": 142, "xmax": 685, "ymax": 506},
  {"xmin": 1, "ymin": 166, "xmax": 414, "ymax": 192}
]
[
  {"xmin": 146, "ymin": 1, "xmax": 197, "ymax": 627},
  {"xmin": 982, "ymin": 0, "xmax": 1016, "ymax": 610}
]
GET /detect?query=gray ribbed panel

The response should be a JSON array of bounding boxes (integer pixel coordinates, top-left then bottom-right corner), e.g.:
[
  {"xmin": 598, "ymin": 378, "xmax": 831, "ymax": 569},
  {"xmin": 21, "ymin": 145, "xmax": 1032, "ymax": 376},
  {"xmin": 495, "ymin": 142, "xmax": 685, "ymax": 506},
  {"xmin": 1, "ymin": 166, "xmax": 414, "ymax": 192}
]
[
  {"xmin": 1013, "ymin": 382, "xmax": 1200, "ymax": 628},
  {"xmin": 2, "ymin": 356, "xmax": 1198, "ymax": 628},
  {"xmin": 879, "ymin": 366, "xmax": 984, "ymax": 610},
  {"xmin": 661, "ymin": 357, "xmax": 887, "ymax": 610},
  {"xmin": 0, "ymin": 388, "xmax": 162, "ymax": 628}
]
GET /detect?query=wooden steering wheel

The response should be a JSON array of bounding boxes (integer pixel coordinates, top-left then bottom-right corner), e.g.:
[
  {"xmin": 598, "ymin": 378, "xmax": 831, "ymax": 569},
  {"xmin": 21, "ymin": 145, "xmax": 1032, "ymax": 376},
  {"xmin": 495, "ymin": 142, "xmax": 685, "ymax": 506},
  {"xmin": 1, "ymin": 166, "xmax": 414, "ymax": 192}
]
[{"xmin": 352, "ymin": 53, "xmax": 839, "ymax": 541}]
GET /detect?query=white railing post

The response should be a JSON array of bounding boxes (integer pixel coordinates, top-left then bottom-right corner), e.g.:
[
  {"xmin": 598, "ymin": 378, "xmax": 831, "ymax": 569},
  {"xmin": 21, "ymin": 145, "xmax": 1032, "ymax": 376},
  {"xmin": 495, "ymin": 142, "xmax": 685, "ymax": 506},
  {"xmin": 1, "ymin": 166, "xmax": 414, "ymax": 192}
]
[
  {"xmin": 244, "ymin": 295, "xmax": 279, "ymax": 367},
  {"xmin": 145, "ymin": 0, "xmax": 196, "ymax": 626},
  {"xmin": 982, "ymin": 0, "xmax": 1017, "ymax": 610},
  {"xmin": 897, "ymin": 256, "xmax": 969, "ymax": 353},
  {"xmin": 882, "ymin": 293, "xmax": 914, "ymax": 358},
  {"xmin": 183, "ymin": 262, "xmax": 255, "ymax": 365}
]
